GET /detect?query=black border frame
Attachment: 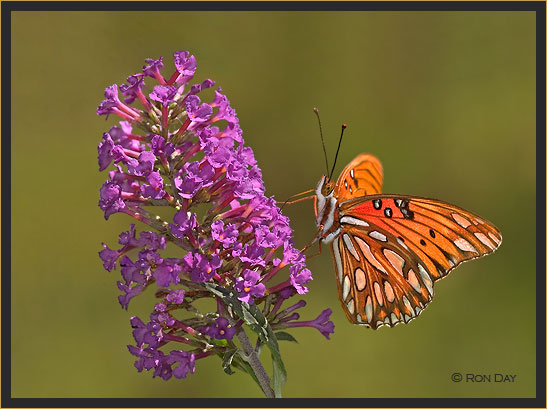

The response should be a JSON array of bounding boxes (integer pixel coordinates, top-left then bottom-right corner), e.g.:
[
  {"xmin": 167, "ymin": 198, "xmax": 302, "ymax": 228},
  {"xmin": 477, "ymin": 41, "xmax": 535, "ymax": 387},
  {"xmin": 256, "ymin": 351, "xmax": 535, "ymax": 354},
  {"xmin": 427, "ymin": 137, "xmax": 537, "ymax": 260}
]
[{"xmin": 2, "ymin": 1, "xmax": 545, "ymax": 407}]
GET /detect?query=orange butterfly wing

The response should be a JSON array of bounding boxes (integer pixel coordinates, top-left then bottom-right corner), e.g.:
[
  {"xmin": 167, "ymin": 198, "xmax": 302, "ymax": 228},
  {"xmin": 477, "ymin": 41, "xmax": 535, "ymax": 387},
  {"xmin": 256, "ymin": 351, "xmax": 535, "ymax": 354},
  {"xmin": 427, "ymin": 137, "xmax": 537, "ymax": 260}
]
[
  {"xmin": 330, "ymin": 195, "xmax": 502, "ymax": 329},
  {"xmin": 334, "ymin": 153, "xmax": 383, "ymax": 201}
]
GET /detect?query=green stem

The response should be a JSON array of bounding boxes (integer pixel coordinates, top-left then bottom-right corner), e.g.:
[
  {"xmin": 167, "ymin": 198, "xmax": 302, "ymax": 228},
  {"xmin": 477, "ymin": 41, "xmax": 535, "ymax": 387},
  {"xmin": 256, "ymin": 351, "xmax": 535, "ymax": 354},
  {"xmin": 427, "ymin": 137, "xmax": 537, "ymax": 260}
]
[{"xmin": 236, "ymin": 326, "xmax": 275, "ymax": 398}]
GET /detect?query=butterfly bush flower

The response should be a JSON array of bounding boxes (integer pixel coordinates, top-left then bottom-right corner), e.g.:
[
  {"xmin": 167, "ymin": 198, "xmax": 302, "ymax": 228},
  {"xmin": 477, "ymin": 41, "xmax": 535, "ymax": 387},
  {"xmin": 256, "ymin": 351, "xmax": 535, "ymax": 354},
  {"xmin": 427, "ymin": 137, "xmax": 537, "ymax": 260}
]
[{"xmin": 97, "ymin": 50, "xmax": 334, "ymax": 397}]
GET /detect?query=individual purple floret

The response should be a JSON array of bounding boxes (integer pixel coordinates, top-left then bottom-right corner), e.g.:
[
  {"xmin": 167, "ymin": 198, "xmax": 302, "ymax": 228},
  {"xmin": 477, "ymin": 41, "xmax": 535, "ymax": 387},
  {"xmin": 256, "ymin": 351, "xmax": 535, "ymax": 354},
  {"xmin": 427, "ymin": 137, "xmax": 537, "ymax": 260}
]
[
  {"xmin": 204, "ymin": 317, "xmax": 236, "ymax": 341},
  {"xmin": 235, "ymin": 269, "xmax": 265, "ymax": 304},
  {"xmin": 211, "ymin": 220, "xmax": 239, "ymax": 247},
  {"xmin": 290, "ymin": 266, "xmax": 313, "ymax": 295},
  {"xmin": 140, "ymin": 171, "xmax": 166, "ymax": 199},
  {"xmin": 149, "ymin": 85, "xmax": 178, "ymax": 107}
]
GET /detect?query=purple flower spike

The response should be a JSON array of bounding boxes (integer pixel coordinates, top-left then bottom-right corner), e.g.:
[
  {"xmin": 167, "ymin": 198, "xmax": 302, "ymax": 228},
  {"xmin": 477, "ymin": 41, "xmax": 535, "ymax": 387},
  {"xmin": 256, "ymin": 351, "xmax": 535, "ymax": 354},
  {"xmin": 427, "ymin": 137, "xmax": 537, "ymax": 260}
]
[
  {"xmin": 235, "ymin": 269, "xmax": 265, "ymax": 304},
  {"xmin": 149, "ymin": 85, "xmax": 177, "ymax": 107},
  {"xmin": 98, "ymin": 49, "xmax": 332, "ymax": 388}
]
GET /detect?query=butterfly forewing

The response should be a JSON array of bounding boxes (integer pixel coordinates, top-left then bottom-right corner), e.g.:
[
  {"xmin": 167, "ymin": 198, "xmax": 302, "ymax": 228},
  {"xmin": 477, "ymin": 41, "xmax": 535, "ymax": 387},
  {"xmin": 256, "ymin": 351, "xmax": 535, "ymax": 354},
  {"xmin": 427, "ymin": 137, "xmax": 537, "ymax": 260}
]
[
  {"xmin": 331, "ymin": 194, "xmax": 502, "ymax": 329},
  {"xmin": 334, "ymin": 153, "xmax": 383, "ymax": 201}
]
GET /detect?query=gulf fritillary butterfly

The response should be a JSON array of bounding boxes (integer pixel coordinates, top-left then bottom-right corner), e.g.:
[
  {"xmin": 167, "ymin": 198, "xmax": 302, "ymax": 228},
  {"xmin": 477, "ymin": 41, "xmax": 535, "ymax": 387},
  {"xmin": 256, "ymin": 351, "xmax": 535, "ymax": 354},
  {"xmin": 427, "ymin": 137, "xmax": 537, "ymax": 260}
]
[{"xmin": 313, "ymin": 152, "xmax": 502, "ymax": 329}]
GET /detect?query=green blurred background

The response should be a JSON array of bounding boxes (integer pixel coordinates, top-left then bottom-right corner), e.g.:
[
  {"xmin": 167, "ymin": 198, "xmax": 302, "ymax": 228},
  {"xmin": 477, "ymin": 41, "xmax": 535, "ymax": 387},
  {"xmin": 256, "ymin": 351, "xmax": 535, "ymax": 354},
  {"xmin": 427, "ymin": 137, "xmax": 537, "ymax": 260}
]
[{"xmin": 11, "ymin": 11, "xmax": 536, "ymax": 398}]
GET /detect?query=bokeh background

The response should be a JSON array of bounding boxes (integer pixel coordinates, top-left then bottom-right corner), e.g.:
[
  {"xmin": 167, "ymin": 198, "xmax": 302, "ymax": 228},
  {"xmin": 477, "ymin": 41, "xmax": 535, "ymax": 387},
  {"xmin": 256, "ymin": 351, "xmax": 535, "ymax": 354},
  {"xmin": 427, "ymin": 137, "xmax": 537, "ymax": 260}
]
[{"xmin": 10, "ymin": 11, "xmax": 536, "ymax": 398}]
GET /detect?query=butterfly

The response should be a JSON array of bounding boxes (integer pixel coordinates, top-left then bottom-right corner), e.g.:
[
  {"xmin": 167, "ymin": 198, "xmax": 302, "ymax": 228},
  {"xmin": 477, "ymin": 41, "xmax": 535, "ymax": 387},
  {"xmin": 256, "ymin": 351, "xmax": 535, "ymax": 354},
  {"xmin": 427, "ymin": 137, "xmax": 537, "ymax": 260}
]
[{"xmin": 314, "ymin": 153, "xmax": 502, "ymax": 329}]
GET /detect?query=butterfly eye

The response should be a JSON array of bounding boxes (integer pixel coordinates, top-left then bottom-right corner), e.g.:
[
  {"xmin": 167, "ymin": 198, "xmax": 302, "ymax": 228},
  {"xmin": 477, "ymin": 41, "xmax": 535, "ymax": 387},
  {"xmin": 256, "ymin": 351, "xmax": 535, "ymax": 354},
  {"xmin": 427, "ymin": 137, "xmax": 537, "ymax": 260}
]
[{"xmin": 321, "ymin": 181, "xmax": 335, "ymax": 196}]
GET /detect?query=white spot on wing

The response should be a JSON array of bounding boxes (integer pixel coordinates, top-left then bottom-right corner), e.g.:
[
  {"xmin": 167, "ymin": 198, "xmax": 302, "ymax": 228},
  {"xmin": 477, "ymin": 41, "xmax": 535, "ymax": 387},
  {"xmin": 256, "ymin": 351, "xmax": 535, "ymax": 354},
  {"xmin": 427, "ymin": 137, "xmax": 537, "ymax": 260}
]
[
  {"xmin": 365, "ymin": 296, "xmax": 372, "ymax": 323},
  {"xmin": 402, "ymin": 296, "xmax": 414, "ymax": 316},
  {"xmin": 354, "ymin": 236, "xmax": 387, "ymax": 274},
  {"xmin": 390, "ymin": 313, "xmax": 398, "ymax": 325},
  {"xmin": 407, "ymin": 269, "xmax": 420, "ymax": 292},
  {"xmin": 417, "ymin": 264, "xmax": 433, "ymax": 297},
  {"xmin": 369, "ymin": 231, "xmax": 387, "ymax": 242},
  {"xmin": 350, "ymin": 169, "xmax": 354, "ymax": 178},
  {"xmin": 384, "ymin": 249, "xmax": 405, "ymax": 275},
  {"xmin": 333, "ymin": 238, "xmax": 343, "ymax": 284},
  {"xmin": 343, "ymin": 275, "xmax": 351, "ymax": 300},
  {"xmin": 354, "ymin": 267, "xmax": 367, "ymax": 291},
  {"xmin": 488, "ymin": 232, "xmax": 501, "ymax": 245},
  {"xmin": 322, "ymin": 226, "xmax": 341, "ymax": 244},
  {"xmin": 373, "ymin": 282, "xmax": 384, "ymax": 306},
  {"xmin": 474, "ymin": 232, "xmax": 496, "ymax": 250},
  {"xmin": 347, "ymin": 298, "xmax": 355, "ymax": 314},
  {"xmin": 454, "ymin": 238, "xmax": 478, "ymax": 253},
  {"xmin": 340, "ymin": 216, "xmax": 369, "ymax": 227},
  {"xmin": 343, "ymin": 234, "xmax": 360, "ymax": 261},
  {"xmin": 452, "ymin": 213, "xmax": 472, "ymax": 228},
  {"xmin": 384, "ymin": 280, "xmax": 395, "ymax": 303}
]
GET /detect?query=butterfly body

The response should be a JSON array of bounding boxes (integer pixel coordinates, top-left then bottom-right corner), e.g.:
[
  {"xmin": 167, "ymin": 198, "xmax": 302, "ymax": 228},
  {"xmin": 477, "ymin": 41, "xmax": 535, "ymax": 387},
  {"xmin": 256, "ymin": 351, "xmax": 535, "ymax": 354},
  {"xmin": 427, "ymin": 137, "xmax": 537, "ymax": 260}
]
[{"xmin": 314, "ymin": 153, "xmax": 502, "ymax": 329}]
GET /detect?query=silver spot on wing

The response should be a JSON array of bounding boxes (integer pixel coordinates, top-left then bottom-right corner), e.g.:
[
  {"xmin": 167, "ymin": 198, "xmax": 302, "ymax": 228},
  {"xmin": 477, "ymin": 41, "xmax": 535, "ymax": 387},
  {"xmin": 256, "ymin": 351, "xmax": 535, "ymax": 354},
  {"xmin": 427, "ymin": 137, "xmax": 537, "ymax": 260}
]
[{"xmin": 343, "ymin": 234, "xmax": 360, "ymax": 261}]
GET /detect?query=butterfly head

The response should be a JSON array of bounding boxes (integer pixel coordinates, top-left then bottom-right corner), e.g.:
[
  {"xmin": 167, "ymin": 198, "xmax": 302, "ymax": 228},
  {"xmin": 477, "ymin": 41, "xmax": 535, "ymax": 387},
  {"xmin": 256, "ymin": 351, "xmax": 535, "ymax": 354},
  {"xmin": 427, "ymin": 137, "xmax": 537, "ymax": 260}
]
[
  {"xmin": 320, "ymin": 176, "xmax": 335, "ymax": 196},
  {"xmin": 316, "ymin": 175, "xmax": 335, "ymax": 200}
]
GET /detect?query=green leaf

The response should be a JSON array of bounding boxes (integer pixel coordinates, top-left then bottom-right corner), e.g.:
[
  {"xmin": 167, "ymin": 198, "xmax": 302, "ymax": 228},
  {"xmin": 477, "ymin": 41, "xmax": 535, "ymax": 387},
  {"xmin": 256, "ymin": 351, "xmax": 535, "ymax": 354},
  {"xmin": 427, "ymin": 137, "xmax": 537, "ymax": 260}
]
[
  {"xmin": 214, "ymin": 338, "xmax": 228, "ymax": 347},
  {"xmin": 274, "ymin": 331, "xmax": 299, "ymax": 343},
  {"xmin": 271, "ymin": 350, "xmax": 286, "ymax": 398},
  {"xmin": 222, "ymin": 349, "xmax": 238, "ymax": 375}
]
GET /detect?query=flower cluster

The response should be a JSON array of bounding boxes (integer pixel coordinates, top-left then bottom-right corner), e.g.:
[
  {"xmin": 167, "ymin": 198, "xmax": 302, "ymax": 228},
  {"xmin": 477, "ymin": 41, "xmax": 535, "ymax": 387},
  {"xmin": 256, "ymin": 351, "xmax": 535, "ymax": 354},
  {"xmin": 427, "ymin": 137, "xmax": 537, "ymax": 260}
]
[{"xmin": 97, "ymin": 50, "xmax": 334, "ymax": 386}]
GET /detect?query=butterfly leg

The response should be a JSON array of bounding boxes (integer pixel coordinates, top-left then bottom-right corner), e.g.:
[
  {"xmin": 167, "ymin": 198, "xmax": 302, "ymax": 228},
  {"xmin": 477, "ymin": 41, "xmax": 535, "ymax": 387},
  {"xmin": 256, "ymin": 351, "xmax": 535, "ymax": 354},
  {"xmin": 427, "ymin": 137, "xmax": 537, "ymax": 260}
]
[
  {"xmin": 276, "ymin": 195, "xmax": 315, "ymax": 206},
  {"xmin": 305, "ymin": 239, "xmax": 323, "ymax": 260},
  {"xmin": 297, "ymin": 225, "xmax": 325, "ymax": 258}
]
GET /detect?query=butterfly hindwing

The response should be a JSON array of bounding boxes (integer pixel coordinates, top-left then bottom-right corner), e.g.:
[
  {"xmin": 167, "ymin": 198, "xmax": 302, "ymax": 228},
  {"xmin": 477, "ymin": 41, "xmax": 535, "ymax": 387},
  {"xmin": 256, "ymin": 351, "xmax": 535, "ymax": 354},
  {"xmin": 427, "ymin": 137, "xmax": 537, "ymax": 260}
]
[
  {"xmin": 331, "ymin": 225, "xmax": 432, "ymax": 329},
  {"xmin": 330, "ymin": 194, "xmax": 502, "ymax": 329},
  {"xmin": 334, "ymin": 153, "xmax": 383, "ymax": 202}
]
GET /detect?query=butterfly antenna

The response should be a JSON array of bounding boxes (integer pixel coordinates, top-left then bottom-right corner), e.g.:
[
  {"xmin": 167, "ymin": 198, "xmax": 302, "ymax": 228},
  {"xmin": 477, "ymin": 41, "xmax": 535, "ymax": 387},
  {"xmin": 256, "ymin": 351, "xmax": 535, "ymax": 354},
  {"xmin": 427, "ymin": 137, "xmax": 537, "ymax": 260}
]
[
  {"xmin": 313, "ymin": 107, "xmax": 330, "ymax": 175},
  {"xmin": 328, "ymin": 123, "xmax": 347, "ymax": 180}
]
